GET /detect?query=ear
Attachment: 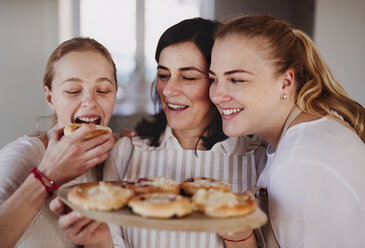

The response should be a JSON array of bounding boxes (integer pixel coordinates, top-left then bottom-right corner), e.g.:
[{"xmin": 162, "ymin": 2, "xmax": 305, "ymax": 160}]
[
  {"xmin": 44, "ymin": 86, "xmax": 56, "ymax": 112},
  {"xmin": 280, "ymin": 69, "xmax": 295, "ymax": 99}
]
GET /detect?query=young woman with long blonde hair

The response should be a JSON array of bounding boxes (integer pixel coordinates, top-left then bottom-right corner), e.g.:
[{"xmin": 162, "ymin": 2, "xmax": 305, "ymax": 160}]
[{"xmin": 209, "ymin": 15, "xmax": 365, "ymax": 248}]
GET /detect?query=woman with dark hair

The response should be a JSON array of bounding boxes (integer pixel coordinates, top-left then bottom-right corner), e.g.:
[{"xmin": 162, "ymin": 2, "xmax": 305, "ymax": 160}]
[
  {"xmin": 105, "ymin": 17, "xmax": 264, "ymax": 248},
  {"xmin": 135, "ymin": 17, "xmax": 227, "ymax": 150},
  {"xmin": 52, "ymin": 18, "xmax": 265, "ymax": 248}
]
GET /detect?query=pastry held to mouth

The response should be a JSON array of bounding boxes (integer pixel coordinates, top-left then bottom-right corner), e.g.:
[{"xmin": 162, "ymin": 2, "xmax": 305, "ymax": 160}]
[{"xmin": 64, "ymin": 123, "xmax": 112, "ymax": 139}]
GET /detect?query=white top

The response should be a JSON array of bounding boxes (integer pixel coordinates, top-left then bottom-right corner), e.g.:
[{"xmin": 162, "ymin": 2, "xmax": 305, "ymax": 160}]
[
  {"xmin": 0, "ymin": 133, "xmax": 94, "ymax": 248},
  {"xmin": 257, "ymin": 116, "xmax": 365, "ymax": 248},
  {"xmin": 104, "ymin": 126, "xmax": 266, "ymax": 248}
]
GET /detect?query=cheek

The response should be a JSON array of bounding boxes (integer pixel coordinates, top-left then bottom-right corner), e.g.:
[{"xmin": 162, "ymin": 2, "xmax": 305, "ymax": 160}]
[
  {"xmin": 53, "ymin": 96, "xmax": 75, "ymax": 113},
  {"xmin": 155, "ymin": 81, "xmax": 167, "ymax": 105},
  {"xmin": 209, "ymin": 84, "xmax": 216, "ymax": 104},
  {"xmin": 101, "ymin": 96, "xmax": 116, "ymax": 116},
  {"xmin": 191, "ymin": 86, "xmax": 212, "ymax": 111},
  {"xmin": 156, "ymin": 81, "xmax": 164, "ymax": 97}
]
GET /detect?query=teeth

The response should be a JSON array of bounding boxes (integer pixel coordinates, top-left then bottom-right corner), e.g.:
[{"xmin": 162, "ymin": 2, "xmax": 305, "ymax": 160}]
[
  {"xmin": 168, "ymin": 103, "xmax": 186, "ymax": 110},
  {"xmin": 222, "ymin": 108, "xmax": 243, "ymax": 115},
  {"xmin": 78, "ymin": 117, "xmax": 99, "ymax": 122}
]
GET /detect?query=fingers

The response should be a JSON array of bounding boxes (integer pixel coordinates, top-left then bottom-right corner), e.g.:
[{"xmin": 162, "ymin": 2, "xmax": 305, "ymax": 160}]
[
  {"xmin": 42, "ymin": 125, "xmax": 114, "ymax": 183},
  {"xmin": 74, "ymin": 221, "xmax": 110, "ymax": 246},
  {"xmin": 58, "ymin": 211, "xmax": 106, "ymax": 245},
  {"xmin": 120, "ymin": 128, "xmax": 136, "ymax": 138},
  {"xmin": 58, "ymin": 211, "xmax": 91, "ymax": 231},
  {"xmin": 83, "ymin": 132, "xmax": 114, "ymax": 152},
  {"xmin": 82, "ymin": 153, "xmax": 109, "ymax": 170},
  {"xmin": 76, "ymin": 220, "xmax": 103, "ymax": 239},
  {"xmin": 48, "ymin": 128, "xmax": 64, "ymax": 146},
  {"xmin": 60, "ymin": 131, "xmax": 113, "ymax": 162},
  {"xmin": 49, "ymin": 197, "xmax": 72, "ymax": 216},
  {"xmin": 243, "ymin": 190, "xmax": 253, "ymax": 197},
  {"xmin": 49, "ymin": 197, "xmax": 64, "ymax": 216},
  {"xmin": 75, "ymin": 135, "xmax": 114, "ymax": 170}
]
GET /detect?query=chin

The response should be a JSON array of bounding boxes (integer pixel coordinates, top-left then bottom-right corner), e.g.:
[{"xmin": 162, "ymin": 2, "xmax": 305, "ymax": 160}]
[{"xmin": 222, "ymin": 124, "xmax": 244, "ymax": 137}]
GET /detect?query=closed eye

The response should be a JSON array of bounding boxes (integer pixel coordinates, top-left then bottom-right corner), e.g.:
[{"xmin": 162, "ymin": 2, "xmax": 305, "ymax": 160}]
[
  {"xmin": 231, "ymin": 78, "xmax": 245, "ymax": 83},
  {"xmin": 183, "ymin": 76, "xmax": 196, "ymax": 81},
  {"xmin": 97, "ymin": 90, "xmax": 111, "ymax": 94},
  {"xmin": 65, "ymin": 90, "xmax": 81, "ymax": 95},
  {"xmin": 157, "ymin": 74, "xmax": 170, "ymax": 80}
]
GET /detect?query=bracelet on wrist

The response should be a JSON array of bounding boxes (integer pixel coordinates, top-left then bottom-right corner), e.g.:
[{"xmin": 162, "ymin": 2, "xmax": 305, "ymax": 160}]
[
  {"xmin": 223, "ymin": 231, "xmax": 254, "ymax": 242},
  {"xmin": 30, "ymin": 167, "xmax": 59, "ymax": 196}
]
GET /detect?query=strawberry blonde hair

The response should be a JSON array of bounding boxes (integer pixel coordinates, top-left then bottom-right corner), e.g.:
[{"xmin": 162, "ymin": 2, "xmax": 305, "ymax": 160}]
[
  {"xmin": 43, "ymin": 37, "xmax": 117, "ymax": 90},
  {"xmin": 215, "ymin": 15, "xmax": 365, "ymax": 142},
  {"xmin": 42, "ymin": 37, "xmax": 117, "ymax": 127}
]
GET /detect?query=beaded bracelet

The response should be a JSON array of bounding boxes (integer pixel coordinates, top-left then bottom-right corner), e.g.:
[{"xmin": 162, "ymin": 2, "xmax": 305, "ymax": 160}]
[
  {"xmin": 223, "ymin": 231, "xmax": 254, "ymax": 242},
  {"xmin": 30, "ymin": 167, "xmax": 59, "ymax": 196}
]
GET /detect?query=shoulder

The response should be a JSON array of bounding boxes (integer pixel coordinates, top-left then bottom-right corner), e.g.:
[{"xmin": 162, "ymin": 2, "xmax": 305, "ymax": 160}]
[
  {"xmin": 0, "ymin": 135, "xmax": 45, "ymax": 180},
  {"xmin": 278, "ymin": 117, "xmax": 364, "ymax": 160},
  {"xmin": 0, "ymin": 136, "xmax": 45, "ymax": 203},
  {"xmin": 0, "ymin": 135, "xmax": 45, "ymax": 160}
]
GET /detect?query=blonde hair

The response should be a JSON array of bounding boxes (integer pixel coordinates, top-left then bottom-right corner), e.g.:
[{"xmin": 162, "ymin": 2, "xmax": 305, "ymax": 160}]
[{"xmin": 216, "ymin": 15, "xmax": 365, "ymax": 142}]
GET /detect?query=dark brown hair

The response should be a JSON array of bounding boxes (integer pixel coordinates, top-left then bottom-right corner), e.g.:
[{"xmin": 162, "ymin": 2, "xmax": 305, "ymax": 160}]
[{"xmin": 135, "ymin": 18, "xmax": 227, "ymax": 149}]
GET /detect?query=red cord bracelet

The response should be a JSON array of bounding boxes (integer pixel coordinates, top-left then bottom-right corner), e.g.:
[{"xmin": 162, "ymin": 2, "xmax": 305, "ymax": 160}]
[
  {"xmin": 30, "ymin": 167, "xmax": 59, "ymax": 196},
  {"xmin": 223, "ymin": 231, "xmax": 254, "ymax": 242}
]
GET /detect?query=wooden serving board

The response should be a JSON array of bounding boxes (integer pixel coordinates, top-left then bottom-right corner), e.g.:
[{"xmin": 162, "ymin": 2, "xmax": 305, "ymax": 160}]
[{"xmin": 57, "ymin": 182, "xmax": 267, "ymax": 233}]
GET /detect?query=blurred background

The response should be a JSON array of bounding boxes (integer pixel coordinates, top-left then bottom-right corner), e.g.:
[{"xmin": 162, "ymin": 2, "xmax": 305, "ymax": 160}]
[{"xmin": 0, "ymin": 0, "xmax": 364, "ymax": 148}]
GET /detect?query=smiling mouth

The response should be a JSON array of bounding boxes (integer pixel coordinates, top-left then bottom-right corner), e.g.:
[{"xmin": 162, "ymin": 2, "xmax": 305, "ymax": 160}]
[
  {"xmin": 221, "ymin": 108, "xmax": 244, "ymax": 116},
  {"xmin": 75, "ymin": 117, "xmax": 101, "ymax": 125},
  {"xmin": 168, "ymin": 103, "xmax": 188, "ymax": 111}
]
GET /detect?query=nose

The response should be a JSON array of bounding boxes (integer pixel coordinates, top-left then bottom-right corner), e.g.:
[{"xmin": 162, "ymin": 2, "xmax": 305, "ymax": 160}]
[
  {"xmin": 210, "ymin": 81, "xmax": 230, "ymax": 104},
  {"xmin": 81, "ymin": 90, "xmax": 97, "ymax": 108},
  {"xmin": 162, "ymin": 77, "xmax": 180, "ymax": 97}
]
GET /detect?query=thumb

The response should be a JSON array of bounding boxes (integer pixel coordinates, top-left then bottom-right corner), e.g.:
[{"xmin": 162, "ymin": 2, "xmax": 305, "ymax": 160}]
[
  {"xmin": 243, "ymin": 190, "xmax": 253, "ymax": 197},
  {"xmin": 48, "ymin": 127, "xmax": 63, "ymax": 145},
  {"xmin": 49, "ymin": 197, "xmax": 65, "ymax": 216}
]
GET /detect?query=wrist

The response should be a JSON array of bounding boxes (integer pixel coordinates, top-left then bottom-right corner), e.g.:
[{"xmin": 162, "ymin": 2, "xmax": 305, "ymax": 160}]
[
  {"xmin": 30, "ymin": 167, "xmax": 59, "ymax": 196},
  {"xmin": 85, "ymin": 237, "xmax": 114, "ymax": 248}
]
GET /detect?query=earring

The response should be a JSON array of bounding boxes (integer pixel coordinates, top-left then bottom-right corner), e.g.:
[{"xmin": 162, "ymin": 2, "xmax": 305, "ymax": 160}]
[{"xmin": 282, "ymin": 94, "xmax": 287, "ymax": 100}]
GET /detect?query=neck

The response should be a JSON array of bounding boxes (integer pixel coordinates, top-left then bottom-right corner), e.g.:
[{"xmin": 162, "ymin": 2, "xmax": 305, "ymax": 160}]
[
  {"xmin": 173, "ymin": 128, "xmax": 206, "ymax": 150},
  {"xmin": 263, "ymin": 110, "xmax": 320, "ymax": 150},
  {"xmin": 260, "ymin": 104, "xmax": 295, "ymax": 150}
]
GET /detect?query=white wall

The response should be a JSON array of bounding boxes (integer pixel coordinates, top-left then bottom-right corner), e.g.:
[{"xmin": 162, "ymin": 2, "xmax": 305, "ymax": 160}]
[
  {"xmin": 0, "ymin": 0, "xmax": 58, "ymax": 147},
  {"xmin": 0, "ymin": 0, "xmax": 364, "ymax": 148},
  {"xmin": 314, "ymin": 0, "xmax": 365, "ymax": 106}
]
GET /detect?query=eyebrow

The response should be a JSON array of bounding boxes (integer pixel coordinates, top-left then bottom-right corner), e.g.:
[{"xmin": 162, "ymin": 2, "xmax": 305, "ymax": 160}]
[
  {"xmin": 225, "ymin": 69, "xmax": 254, "ymax": 76},
  {"xmin": 157, "ymin": 65, "xmax": 204, "ymax": 74},
  {"xmin": 208, "ymin": 69, "xmax": 254, "ymax": 76},
  {"xmin": 62, "ymin": 77, "xmax": 114, "ymax": 84},
  {"xmin": 96, "ymin": 77, "xmax": 114, "ymax": 84}
]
